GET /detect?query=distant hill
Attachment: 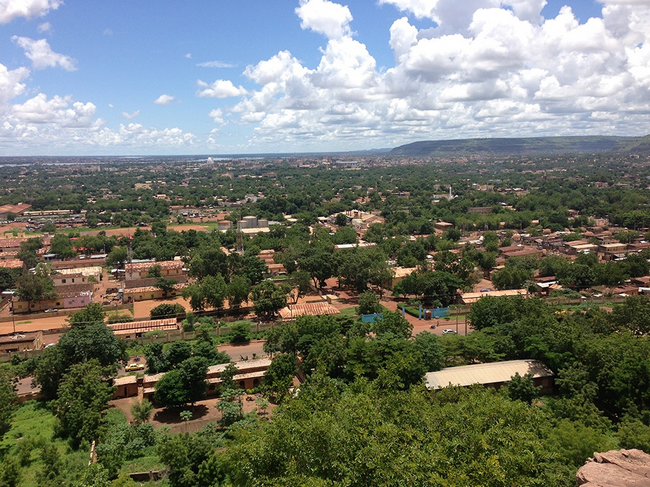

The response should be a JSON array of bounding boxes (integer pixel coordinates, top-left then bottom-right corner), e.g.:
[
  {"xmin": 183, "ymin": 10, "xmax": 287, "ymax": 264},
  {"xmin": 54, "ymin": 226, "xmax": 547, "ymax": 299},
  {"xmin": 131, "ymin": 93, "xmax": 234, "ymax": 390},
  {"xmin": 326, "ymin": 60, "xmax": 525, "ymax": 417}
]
[{"xmin": 390, "ymin": 135, "xmax": 650, "ymax": 157}]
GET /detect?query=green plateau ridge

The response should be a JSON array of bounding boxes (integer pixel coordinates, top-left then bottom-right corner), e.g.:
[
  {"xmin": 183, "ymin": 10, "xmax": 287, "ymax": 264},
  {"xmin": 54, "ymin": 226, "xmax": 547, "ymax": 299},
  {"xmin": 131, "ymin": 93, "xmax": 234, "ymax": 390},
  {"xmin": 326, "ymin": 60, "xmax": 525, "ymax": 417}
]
[{"xmin": 390, "ymin": 134, "xmax": 650, "ymax": 156}]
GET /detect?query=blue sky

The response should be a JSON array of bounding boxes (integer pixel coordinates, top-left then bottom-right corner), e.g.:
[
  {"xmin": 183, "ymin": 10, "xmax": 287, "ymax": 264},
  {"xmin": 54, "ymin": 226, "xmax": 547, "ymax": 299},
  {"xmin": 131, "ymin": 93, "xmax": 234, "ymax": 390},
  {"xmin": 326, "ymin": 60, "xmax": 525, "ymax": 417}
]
[{"xmin": 0, "ymin": 0, "xmax": 647, "ymax": 156}]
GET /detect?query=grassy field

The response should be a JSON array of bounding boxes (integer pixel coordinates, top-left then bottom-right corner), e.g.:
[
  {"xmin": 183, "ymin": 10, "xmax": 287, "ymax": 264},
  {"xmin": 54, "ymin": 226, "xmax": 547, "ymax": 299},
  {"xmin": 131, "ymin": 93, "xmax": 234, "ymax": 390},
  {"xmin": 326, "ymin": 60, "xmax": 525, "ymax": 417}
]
[
  {"xmin": 0, "ymin": 401, "xmax": 89, "ymax": 486},
  {"xmin": 1, "ymin": 401, "xmax": 168, "ymax": 485},
  {"xmin": 337, "ymin": 306, "xmax": 358, "ymax": 317}
]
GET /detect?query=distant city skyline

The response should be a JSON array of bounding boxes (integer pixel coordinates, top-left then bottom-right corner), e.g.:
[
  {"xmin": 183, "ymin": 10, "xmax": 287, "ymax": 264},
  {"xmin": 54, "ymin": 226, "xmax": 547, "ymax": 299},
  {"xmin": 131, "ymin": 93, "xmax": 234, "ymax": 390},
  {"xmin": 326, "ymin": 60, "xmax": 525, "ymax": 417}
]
[{"xmin": 0, "ymin": 0, "xmax": 648, "ymax": 156}]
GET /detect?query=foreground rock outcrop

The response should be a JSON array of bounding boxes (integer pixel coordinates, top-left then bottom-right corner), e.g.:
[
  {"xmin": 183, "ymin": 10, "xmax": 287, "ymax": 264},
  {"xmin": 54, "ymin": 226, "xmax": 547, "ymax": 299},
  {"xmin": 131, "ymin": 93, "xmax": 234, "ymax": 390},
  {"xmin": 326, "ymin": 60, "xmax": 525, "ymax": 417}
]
[{"xmin": 577, "ymin": 449, "xmax": 650, "ymax": 486}]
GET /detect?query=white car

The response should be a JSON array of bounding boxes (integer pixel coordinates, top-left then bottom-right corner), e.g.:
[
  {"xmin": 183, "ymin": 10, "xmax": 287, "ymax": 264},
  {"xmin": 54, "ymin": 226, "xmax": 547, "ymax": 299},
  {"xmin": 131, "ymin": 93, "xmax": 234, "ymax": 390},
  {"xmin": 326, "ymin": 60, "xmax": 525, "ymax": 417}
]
[{"xmin": 442, "ymin": 329, "xmax": 457, "ymax": 335}]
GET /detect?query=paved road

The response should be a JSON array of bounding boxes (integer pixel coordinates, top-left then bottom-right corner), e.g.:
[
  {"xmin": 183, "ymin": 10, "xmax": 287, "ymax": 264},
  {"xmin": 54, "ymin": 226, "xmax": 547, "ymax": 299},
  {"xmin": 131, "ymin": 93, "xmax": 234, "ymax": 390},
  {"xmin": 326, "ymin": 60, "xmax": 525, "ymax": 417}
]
[
  {"xmin": 0, "ymin": 314, "xmax": 68, "ymax": 335},
  {"xmin": 218, "ymin": 339, "xmax": 267, "ymax": 361}
]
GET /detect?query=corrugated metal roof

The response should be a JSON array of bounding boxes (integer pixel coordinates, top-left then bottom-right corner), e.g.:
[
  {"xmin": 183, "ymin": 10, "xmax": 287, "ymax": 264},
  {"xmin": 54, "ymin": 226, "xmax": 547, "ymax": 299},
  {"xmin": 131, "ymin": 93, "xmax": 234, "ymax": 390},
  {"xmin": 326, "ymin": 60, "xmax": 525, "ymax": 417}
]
[
  {"xmin": 460, "ymin": 289, "xmax": 528, "ymax": 304},
  {"xmin": 425, "ymin": 359, "xmax": 553, "ymax": 390},
  {"xmin": 278, "ymin": 302, "xmax": 340, "ymax": 320}
]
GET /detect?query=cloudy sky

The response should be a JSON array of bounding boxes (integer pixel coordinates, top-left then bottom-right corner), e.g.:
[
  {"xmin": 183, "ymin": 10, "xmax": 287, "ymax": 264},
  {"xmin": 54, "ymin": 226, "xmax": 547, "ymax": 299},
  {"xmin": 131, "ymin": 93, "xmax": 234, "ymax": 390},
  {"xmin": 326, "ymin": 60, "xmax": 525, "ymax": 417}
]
[{"xmin": 0, "ymin": 0, "xmax": 648, "ymax": 156}]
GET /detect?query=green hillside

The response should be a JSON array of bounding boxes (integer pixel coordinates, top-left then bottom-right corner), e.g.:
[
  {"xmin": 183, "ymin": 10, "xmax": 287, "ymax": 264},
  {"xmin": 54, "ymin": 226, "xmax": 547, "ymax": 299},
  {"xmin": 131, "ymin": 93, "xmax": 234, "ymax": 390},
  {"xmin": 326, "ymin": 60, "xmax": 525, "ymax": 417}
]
[{"xmin": 390, "ymin": 135, "xmax": 650, "ymax": 156}]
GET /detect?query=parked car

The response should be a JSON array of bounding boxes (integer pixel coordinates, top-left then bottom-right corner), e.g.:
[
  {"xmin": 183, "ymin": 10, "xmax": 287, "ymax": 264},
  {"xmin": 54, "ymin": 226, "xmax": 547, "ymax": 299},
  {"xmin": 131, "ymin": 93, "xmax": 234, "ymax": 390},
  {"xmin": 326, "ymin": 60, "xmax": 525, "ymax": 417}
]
[
  {"xmin": 125, "ymin": 363, "xmax": 145, "ymax": 372},
  {"xmin": 442, "ymin": 329, "xmax": 457, "ymax": 335},
  {"xmin": 44, "ymin": 308, "xmax": 58, "ymax": 313}
]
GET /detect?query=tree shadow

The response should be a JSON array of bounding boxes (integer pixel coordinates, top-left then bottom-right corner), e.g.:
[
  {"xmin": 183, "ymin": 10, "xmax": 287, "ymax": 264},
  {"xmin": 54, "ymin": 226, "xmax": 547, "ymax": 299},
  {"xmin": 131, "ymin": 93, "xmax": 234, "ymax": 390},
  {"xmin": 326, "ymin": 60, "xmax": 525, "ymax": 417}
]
[{"xmin": 153, "ymin": 404, "xmax": 209, "ymax": 424}]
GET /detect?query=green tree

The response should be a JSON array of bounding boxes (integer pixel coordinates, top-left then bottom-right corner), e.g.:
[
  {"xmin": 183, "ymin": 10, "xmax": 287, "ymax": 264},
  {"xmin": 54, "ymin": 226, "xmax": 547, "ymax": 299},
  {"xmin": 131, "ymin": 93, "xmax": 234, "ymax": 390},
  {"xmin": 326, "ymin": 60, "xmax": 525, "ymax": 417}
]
[
  {"xmin": 357, "ymin": 290, "xmax": 382, "ymax": 315},
  {"xmin": 561, "ymin": 263, "xmax": 594, "ymax": 289},
  {"xmin": 75, "ymin": 463, "xmax": 112, "ymax": 487},
  {"xmin": 67, "ymin": 302, "xmax": 106, "ymax": 327},
  {"xmin": 106, "ymin": 246, "xmax": 128, "ymax": 269},
  {"xmin": 17, "ymin": 237, "xmax": 42, "ymax": 269},
  {"xmin": 154, "ymin": 357, "xmax": 208, "ymax": 408},
  {"xmin": 393, "ymin": 270, "xmax": 463, "ymax": 307},
  {"xmin": 165, "ymin": 341, "xmax": 193, "ymax": 368},
  {"xmin": 130, "ymin": 399, "xmax": 154, "ymax": 425},
  {"xmin": 288, "ymin": 270, "xmax": 311, "ymax": 298},
  {"xmin": 146, "ymin": 264, "xmax": 163, "ymax": 278},
  {"xmin": 220, "ymin": 362, "xmax": 239, "ymax": 392},
  {"xmin": 264, "ymin": 353, "xmax": 297, "ymax": 400},
  {"xmin": 150, "ymin": 302, "xmax": 185, "ymax": 319},
  {"xmin": 413, "ymin": 331, "xmax": 445, "ymax": 372},
  {"xmin": 372, "ymin": 310, "xmax": 412, "ymax": 339},
  {"xmin": 616, "ymin": 416, "xmax": 650, "ymax": 452},
  {"xmin": 227, "ymin": 275, "xmax": 251, "ymax": 308},
  {"xmin": 15, "ymin": 271, "xmax": 58, "ymax": 309},
  {"xmin": 157, "ymin": 432, "xmax": 221, "ymax": 487},
  {"xmin": 41, "ymin": 222, "xmax": 57, "ymax": 234},
  {"xmin": 193, "ymin": 341, "xmax": 231, "ymax": 366},
  {"xmin": 182, "ymin": 275, "xmax": 227, "ymax": 311},
  {"xmin": 0, "ymin": 267, "xmax": 21, "ymax": 293},
  {"xmin": 155, "ymin": 277, "xmax": 178, "ymax": 297},
  {"xmin": 492, "ymin": 266, "xmax": 532, "ymax": 290},
  {"xmin": 482, "ymin": 231, "xmax": 499, "ymax": 252},
  {"xmin": 38, "ymin": 442, "xmax": 63, "ymax": 486},
  {"xmin": 298, "ymin": 246, "xmax": 338, "ymax": 288},
  {"xmin": 335, "ymin": 213, "xmax": 348, "ymax": 226},
  {"xmin": 0, "ymin": 454, "xmax": 21, "ymax": 487},
  {"xmin": 611, "ymin": 295, "xmax": 650, "ymax": 335},
  {"xmin": 187, "ymin": 246, "xmax": 228, "ymax": 280},
  {"xmin": 338, "ymin": 247, "xmax": 390, "ymax": 293},
  {"xmin": 240, "ymin": 255, "xmax": 268, "ymax": 285},
  {"xmin": 0, "ymin": 374, "xmax": 17, "ymax": 440},
  {"xmin": 216, "ymin": 390, "xmax": 243, "ymax": 427},
  {"xmin": 251, "ymin": 281, "xmax": 289, "ymax": 320},
  {"xmin": 144, "ymin": 342, "xmax": 167, "ymax": 374},
  {"xmin": 539, "ymin": 255, "xmax": 570, "ymax": 279},
  {"xmin": 180, "ymin": 409, "xmax": 193, "ymax": 432},
  {"xmin": 468, "ymin": 295, "xmax": 518, "ymax": 330},
  {"xmin": 34, "ymin": 315, "xmax": 126, "ymax": 400},
  {"xmin": 201, "ymin": 274, "xmax": 228, "ymax": 309},
  {"xmin": 219, "ymin": 381, "xmax": 567, "ymax": 486},
  {"xmin": 49, "ymin": 234, "xmax": 76, "ymax": 259},
  {"xmin": 229, "ymin": 322, "xmax": 250, "ymax": 344},
  {"xmin": 507, "ymin": 372, "xmax": 541, "ymax": 403},
  {"xmin": 55, "ymin": 360, "xmax": 115, "ymax": 448}
]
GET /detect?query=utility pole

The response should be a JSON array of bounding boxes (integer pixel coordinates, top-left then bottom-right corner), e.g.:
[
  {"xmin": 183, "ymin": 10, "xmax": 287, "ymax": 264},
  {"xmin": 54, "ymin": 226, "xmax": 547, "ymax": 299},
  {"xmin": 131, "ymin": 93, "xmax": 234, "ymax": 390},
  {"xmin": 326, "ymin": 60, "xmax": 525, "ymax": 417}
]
[
  {"xmin": 236, "ymin": 209, "xmax": 244, "ymax": 254},
  {"xmin": 11, "ymin": 299, "xmax": 16, "ymax": 334}
]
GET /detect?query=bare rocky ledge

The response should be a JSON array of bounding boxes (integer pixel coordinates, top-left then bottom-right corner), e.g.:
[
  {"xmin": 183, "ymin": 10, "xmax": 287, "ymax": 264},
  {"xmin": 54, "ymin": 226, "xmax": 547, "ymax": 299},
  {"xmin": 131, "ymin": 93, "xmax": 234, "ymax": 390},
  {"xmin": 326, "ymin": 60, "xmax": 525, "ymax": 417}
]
[{"xmin": 577, "ymin": 449, "xmax": 650, "ymax": 487}]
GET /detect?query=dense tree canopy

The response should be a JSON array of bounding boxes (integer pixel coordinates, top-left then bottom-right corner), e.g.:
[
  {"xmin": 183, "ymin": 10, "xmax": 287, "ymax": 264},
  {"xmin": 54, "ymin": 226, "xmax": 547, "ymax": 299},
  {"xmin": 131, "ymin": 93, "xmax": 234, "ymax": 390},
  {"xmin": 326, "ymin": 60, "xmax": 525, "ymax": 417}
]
[
  {"xmin": 32, "ymin": 304, "xmax": 126, "ymax": 399},
  {"xmin": 55, "ymin": 360, "xmax": 115, "ymax": 448}
]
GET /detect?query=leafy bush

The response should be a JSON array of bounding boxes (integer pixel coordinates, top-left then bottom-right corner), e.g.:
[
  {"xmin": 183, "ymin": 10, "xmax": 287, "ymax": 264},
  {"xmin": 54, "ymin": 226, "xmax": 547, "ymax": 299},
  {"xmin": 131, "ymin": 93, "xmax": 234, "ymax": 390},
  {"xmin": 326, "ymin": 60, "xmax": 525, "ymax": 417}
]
[
  {"xmin": 107, "ymin": 314, "xmax": 134, "ymax": 324},
  {"xmin": 229, "ymin": 322, "xmax": 251, "ymax": 344},
  {"xmin": 150, "ymin": 303, "xmax": 185, "ymax": 319}
]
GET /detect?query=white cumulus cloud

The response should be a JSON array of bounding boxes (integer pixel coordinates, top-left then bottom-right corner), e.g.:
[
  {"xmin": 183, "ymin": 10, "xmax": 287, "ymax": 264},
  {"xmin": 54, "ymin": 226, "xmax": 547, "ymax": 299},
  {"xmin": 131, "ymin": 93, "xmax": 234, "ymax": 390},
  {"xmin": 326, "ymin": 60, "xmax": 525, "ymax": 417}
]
[
  {"xmin": 154, "ymin": 94, "xmax": 175, "ymax": 105},
  {"xmin": 197, "ymin": 79, "xmax": 248, "ymax": 98},
  {"xmin": 11, "ymin": 93, "xmax": 96, "ymax": 127},
  {"xmin": 295, "ymin": 0, "xmax": 353, "ymax": 39},
  {"xmin": 203, "ymin": 0, "xmax": 650, "ymax": 151},
  {"xmin": 12, "ymin": 36, "xmax": 76, "ymax": 71},
  {"xmin": 121, "ymin": 110, "xmax": 140, "ymax": 120},
  {"xmin": 0, "ymin": 0, "xmax": 62, "ymax": 24},
  {"xmin": 209, "ymin": 108, "xmax": 224, "ymax": 124},
  {"xmin": 0, "ymin": 63, "xmax": 29, "ymax": 104}
]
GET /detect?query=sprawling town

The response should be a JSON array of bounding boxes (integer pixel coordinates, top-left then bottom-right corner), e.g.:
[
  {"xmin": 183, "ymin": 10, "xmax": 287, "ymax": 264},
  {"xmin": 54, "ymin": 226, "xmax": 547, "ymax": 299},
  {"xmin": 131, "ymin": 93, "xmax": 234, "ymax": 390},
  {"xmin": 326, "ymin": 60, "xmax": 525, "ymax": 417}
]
[{"xmin": 1, "ymin": 150, "xmax": 650, "ymax": 485}]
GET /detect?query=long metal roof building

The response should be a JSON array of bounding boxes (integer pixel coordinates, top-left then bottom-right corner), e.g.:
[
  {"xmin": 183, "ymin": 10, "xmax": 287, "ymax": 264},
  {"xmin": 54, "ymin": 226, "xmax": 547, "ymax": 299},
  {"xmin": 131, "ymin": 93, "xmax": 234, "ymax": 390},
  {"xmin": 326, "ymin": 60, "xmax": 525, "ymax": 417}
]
[{"xmin": 424, "ymin": 359, "xmax": 554, "ymax": 391}]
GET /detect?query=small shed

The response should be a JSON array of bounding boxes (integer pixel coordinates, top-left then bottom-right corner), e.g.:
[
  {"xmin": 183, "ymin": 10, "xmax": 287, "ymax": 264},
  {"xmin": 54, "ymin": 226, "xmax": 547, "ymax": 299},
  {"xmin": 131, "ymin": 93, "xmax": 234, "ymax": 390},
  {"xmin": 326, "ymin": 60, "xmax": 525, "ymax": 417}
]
[{"xmin": 113, "ymin": 375, "xmax": 139, "ymax": 399}]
